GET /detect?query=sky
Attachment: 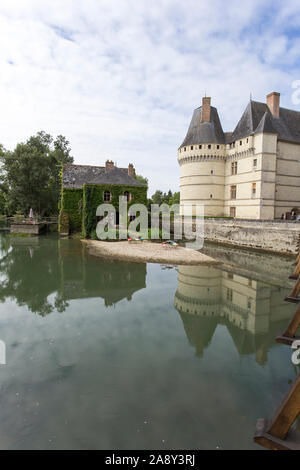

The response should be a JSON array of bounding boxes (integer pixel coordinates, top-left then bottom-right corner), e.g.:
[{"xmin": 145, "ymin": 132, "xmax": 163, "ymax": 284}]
[{"xmin": 0, "ymin": 0, "xmax": 300, "ymax": 195}]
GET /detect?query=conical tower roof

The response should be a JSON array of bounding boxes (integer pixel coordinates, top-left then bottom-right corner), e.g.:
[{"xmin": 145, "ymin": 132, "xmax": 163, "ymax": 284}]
[{"xmin": 179, "ymin": 99, "xmax": 225, "ymax": 148}]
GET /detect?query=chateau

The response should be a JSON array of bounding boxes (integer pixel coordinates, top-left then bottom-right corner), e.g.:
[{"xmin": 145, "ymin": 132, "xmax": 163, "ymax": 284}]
[{"xmin": 178, "ymin": 92, "xmax": 300, "ymax": 219}]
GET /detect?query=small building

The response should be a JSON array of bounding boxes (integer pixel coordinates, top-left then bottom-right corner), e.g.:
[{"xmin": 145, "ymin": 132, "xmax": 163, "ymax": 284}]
[
  {"xmin": 178, "ymin": 92, "xmax": 300, "ymax": 219},
  {"xmin": 59, "ymin": 160, "xmax": 147, "ymax": 237}
]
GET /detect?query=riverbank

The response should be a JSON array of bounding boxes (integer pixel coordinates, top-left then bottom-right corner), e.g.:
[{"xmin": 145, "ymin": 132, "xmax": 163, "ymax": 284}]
[{"xmin": 82, "ymin": 240, "xmax": 220, "ymax": 266}]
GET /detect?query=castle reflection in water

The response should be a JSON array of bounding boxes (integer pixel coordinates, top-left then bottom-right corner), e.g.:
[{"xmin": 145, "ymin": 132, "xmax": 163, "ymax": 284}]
[
  {"xmin": 0, "ymin": 236, "xmax": 294, "ymax": 365},
  {"xmin": 174, "ymin": 266, "xmax": 293, "ymax": 364}
]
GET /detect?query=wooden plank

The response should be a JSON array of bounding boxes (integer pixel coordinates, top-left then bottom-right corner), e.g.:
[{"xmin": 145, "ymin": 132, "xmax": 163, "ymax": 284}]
[
  {"xmin": 288, "ymin": 277, "xmax": 300, "ymax": 299},
  {"xmin": 254, "ymin": 419, "xmax": 300, "ymax": 450},
  {"xmin": 284, "ymin": 296, "xmax": 300, "ymax": 303},
  {"xmin": 276, "ymin": 335, "xmax": 300, "ymax": 346},
  {"xmin": 277, "ymin": 303, "xmax": 300, "ymax": 343},
  {"xmin": 267, "ymin": 373, "xmax": 300, "ymax": 440}
]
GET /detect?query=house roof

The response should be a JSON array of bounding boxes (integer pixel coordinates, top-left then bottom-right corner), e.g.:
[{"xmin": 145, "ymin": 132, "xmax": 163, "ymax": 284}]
[
  {"xmin": 62, "ymin": 164, "xmax": 146, "ymax": 189},
  {"xmin": 231, "ymin": 100, "xmax": 300, "ymax": 143},
  {"xmin": 179, "ymin": 106, "xmax": 226, "ymax": 148}
]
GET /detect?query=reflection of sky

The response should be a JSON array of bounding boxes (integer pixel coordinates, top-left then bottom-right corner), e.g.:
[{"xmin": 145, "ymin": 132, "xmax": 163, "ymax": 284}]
[{"xmin": 0, "ymin": 260, "xmax": 297, "ymax": 450}]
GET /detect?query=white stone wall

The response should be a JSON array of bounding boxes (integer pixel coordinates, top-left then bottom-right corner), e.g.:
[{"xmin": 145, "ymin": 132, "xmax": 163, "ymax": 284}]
[{"xmin": 178, "ymin": 133, "xmax": 300, "ymax": 220}]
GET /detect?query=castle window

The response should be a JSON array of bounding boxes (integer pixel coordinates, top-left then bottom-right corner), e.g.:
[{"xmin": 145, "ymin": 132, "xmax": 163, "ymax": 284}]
[
  {"xmin": 208, "ymin": 144, "xmax": 211, "ymax": 149},
  {"xmin": 253, "ymin": 159, "xmax": 257, "ymax": 168},
  {"xmin": 247, "ymin": 298, "xmax": 252, "ymax": 309},
  {"xmin": 199, "ymin": 145, "xmax": 202, "ymax": 149},
  {"xmin": 217, "ymin": 145, "xmax": 220, "ymax": 149},
  {"xmin": 230, "ymin": 185, "xmax": 236, "ymax": 199},
  {"xmin": 240, "ymin": 140, "xmax": 242, "ymax": 146},
  {"xmin": 104, "ymin": 191, "xmax": 112, "ymax": 202},
  {"xmin": 211, "ymin": 170, "xmax": 213, "ymax": 174},
  {"xmin": 231, "ymin": 162, "xmax": 237, "ymax": 175},
  {"xmin": 247, "ymin": 138, "xmax": 249, "ymax": 143},
  {"xmin": 227, "ymin": 288, "xmax": 233, "ymax": 302},
  {"xmin": 210, "ymin": 194, "xmax": 213, "ymax": 198},
  {"xmin": 252, "ymin": 183, "xmax": 256, "ymax": 197},
  {"xmin": 230, "ymin": 207, "xmax": 236, "ymax": 217},
  {"xmin": 184, "ymin": 147, "xmax": 186, "ymax": 151},
  {"xmin": 191, "ymin": 145, "xmax": 193, "ymax": 150}
]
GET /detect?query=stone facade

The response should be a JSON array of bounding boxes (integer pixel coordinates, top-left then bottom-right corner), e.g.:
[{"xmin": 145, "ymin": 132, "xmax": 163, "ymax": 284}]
[{"xmin": 178, "ymin": 93, "xmax": 300, "ymax": 219}]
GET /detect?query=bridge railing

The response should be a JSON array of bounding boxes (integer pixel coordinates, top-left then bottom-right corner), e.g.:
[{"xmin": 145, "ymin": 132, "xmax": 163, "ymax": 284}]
[{"xmin": 3, "ymin": 216, "xmax": 58, "ymax": 225}]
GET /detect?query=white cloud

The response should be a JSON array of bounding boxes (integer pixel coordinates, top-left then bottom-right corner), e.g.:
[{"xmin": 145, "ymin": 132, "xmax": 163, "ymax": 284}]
[{"xmin": 0, "ymin": 0, "xmax": 299, "ymax": 194}]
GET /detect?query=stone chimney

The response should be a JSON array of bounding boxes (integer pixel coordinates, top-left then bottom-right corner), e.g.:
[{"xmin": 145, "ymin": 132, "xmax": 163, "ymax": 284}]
[
  {"xmin": 201, "ymin": 97, "xmax": 211, "ymax": 122},
  {"xmin": 128, "ymin": 163, "xmax": 134, "ymax": 177},
  {"xmin": 266, "ymin": 92, "xmax": 280, "ymax": 118},
  {"xmin": 105, "ymin": 160, "xmax": 114, "ymax": 172}
]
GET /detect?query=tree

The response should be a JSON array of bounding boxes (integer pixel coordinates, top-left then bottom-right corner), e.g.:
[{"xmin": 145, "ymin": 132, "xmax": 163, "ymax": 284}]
[
  {"xmin": 135, "ymin": 174, "xmax": 148, "ymax": 186},
  {"xmin": 0, "ymin": 131, "xmax": 73, "ymax": 216},
  {"xmin": 169, "ymin": 191, "xmax": 180, "ymax": 205},
  {"xmin": 151, "ymin": 190, "xmax": 164, "ymax": 205},
  {"xmin": 0, "ymin": 190, "xmax": 6, "ymax": 215}
]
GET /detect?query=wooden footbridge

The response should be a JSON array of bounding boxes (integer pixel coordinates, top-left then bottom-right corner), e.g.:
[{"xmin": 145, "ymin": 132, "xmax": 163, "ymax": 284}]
[
  {"xmin": 254, "ymin": 234, "xmax": 300, "ymax": 450},
  {"xmin": 0, "ymin": 217, "xmax": 58, "ymax": 235}
]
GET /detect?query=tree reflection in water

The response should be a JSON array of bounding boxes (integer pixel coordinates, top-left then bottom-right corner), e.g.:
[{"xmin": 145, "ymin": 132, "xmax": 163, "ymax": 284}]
[{"xmin": 0, "ymin": 236, "xmax": 146, "ymax": 316}]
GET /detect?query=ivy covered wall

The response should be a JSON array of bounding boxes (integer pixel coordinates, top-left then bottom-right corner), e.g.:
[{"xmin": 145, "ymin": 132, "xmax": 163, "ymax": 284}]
[
  {"xmin": 82, "ymin": 183, "xmax": 147, "ymax": 238},
  {"xmin": 60, "ymin": 188, "xmax": 83, "ymax": 233}
]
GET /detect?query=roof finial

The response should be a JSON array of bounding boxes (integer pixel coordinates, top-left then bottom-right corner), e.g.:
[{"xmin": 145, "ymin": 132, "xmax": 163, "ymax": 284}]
[{"xmin": 250, "ymin": 92, "xmax": 252, "ymax": 101}]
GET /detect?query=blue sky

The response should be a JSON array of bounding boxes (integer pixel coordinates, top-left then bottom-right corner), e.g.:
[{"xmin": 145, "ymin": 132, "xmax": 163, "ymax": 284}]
[{"xmin": 0, "ymin": 0, "xmax": 299, "ymax": 195}]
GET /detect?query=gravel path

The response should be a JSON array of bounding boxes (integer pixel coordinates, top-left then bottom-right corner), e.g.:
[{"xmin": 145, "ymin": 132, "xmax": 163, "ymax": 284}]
[{"xmin": 82, "ymin": 240, "xmax": 220, "ymax": 266}]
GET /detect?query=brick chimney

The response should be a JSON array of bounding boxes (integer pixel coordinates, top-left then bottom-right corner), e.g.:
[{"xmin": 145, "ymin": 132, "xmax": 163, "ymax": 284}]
[
  {"xmin": 201, "ymin": 97, "xmax": 211, "ymax": 122},
  {"xmin": 105, "ymin": 160, "xmax": 114, "ymax": 172},
  {"xmin": 128, "ymin": 163, "xmax": 134, "ymax": 177},
  {"xmin": 266, "ymin": 92, "xmax": 280, "ymax": 118}
]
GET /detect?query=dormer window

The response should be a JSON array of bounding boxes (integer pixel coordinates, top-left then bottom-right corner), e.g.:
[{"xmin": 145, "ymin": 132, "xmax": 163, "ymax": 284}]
[
  {"xmin": 217, "ymin": 145, "xmax": 220, "ymax": 149},
  {"xmin": 199, "ymin": 145, "xmax": 202, "ymax": 149},
  {"xmin": 191, "ymin": 145, "xmax": 193, "ymax": 150},
  {"xmin": 240, "ymin": 141, "xmax": 242, "ymax": 146},
  {"xmin": 208, "ymin": 144, "xmax": 211, "ymax": 149}
]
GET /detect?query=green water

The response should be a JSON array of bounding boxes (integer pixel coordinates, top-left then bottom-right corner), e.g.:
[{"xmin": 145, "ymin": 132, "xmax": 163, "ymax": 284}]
[{"xmin": 0, "ymin": 234, "xmax": 298, "ymax": 450}]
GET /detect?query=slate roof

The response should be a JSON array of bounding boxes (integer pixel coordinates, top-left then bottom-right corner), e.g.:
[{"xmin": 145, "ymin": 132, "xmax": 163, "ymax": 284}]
[
  {"xmin": 230, "ymin": 100, "xmax": 300, "ymax": 143},
  {"xmin": 62, "ymin": 164, "xmax": 146, "ymax": 189},
  {"xmin": 179, "ymin": 106, "xmax": 226, "ymax": 148}
]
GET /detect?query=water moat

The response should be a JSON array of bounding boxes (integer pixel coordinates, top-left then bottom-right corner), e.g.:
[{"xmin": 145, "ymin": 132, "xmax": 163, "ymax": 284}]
[{"xmin": 0, "ymin": 233, "xmax": 299, "ymax": 449}]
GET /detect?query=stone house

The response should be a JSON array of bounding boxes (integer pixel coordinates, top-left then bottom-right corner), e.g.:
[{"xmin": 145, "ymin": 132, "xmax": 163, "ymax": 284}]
[
  {"xmin": 59, "ymin": 160, "xmax": 147, "ymax": 236},
  {"xmin": 178, "ymin": 92, "xmax": 300, "ymax": 219}
]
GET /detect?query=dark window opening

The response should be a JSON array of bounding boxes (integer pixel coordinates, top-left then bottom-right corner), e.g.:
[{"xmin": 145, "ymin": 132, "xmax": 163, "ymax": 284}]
[
  {"xmin": 104, "ymin": 191, "xmax": 111, "ymax": 202},
  {"xmin": 124, "ymin": 191, "xmax": 131, "ymax": 202}
]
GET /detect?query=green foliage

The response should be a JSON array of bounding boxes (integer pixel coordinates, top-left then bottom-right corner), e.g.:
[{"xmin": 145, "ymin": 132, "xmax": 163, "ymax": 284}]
[
  {"xmin": 149, "ymin": 189, "xmax": 180, "ymax": 207},
  {"xmin": 0, "ymin": 131, "xmax": 73, "ymax": 217},
  {"xmin": 135, "ymin": 174, "xmax": 148, "ymax": 186},
  {"xmin": 60, "ymin": 188, "xmax": 82, "ymax": 232},
  {"xmin": 90, "ymin": 229, "xmax": 98, "ymax": 240},
  {"xmin": 0, "ymin": 190, "xmax": 6, "ymax": 215},
  {"xmin": 58, "ymin": 210, "xmax": 70, "ymax": 235},
  {"xmin": 82, "ymin": 183, "xmax": 147, "ymax": 238}
]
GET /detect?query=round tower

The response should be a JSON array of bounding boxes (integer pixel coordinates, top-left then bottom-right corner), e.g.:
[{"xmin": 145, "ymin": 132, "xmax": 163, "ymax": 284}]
[{"xmin": 178, "ymin": 97, "xmax": 226, "ymax": 216}]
